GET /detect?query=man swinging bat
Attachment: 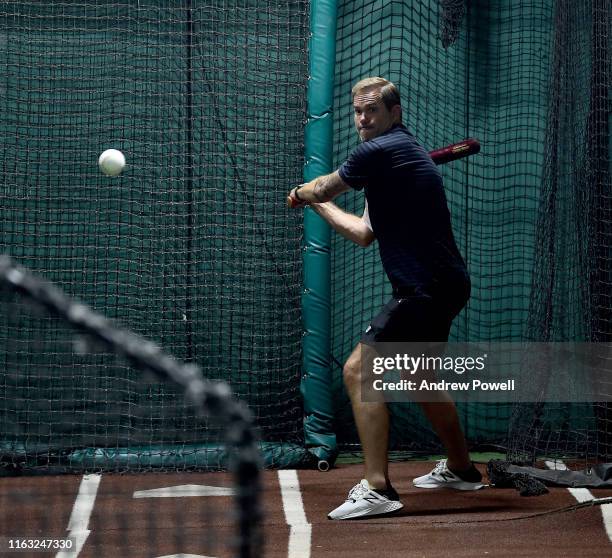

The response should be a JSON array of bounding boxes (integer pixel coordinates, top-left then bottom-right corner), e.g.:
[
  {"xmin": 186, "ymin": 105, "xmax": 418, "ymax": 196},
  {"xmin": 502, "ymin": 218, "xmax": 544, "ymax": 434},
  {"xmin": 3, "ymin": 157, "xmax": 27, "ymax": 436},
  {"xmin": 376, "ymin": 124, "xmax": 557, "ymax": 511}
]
[{"xmin": 287, "ymin": 77, "xmax": 483, "ymax": 520}]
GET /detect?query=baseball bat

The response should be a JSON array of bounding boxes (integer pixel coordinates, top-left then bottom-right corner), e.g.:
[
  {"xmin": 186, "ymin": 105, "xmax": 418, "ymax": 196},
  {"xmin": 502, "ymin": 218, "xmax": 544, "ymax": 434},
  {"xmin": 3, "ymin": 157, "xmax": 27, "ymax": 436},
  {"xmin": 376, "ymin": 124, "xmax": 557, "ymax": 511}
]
[{"xmin": 429, "ymin": 137, "xmax": 480, "ymax": 165}]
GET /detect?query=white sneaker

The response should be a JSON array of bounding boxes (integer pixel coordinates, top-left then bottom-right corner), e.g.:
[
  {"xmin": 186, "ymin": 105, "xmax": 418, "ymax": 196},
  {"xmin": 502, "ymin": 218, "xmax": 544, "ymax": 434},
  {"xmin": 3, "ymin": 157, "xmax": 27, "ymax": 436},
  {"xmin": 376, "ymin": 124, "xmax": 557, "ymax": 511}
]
[
  {"xmin": 328, "ymin": 479, "xmax": 404, "ymax": 520},
  {"xmin": 413, "ymin": 459, "xmax": 485, "ymax": 490}
]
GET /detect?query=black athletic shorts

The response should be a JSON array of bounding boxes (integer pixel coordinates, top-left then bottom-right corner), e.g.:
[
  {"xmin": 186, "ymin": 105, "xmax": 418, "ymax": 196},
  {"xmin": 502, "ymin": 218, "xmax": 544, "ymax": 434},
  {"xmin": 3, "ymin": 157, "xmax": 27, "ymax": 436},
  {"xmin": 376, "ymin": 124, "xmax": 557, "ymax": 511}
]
[{"xmin": 361, "ymin": 283, "xmax": 470, "ymax": 344}]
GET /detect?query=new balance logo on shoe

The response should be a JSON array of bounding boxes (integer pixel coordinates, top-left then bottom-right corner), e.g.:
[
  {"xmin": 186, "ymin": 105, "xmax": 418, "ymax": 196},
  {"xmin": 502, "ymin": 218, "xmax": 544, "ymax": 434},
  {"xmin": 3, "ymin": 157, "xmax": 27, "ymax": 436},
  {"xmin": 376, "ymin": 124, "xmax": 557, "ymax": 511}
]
[
  {"xmin": 413, "ymin": 459, "xmax": 485, "ymax": 491},
  {"xmin": 328, "ymin": 479, "xmax": 403, "ymax": 520}
]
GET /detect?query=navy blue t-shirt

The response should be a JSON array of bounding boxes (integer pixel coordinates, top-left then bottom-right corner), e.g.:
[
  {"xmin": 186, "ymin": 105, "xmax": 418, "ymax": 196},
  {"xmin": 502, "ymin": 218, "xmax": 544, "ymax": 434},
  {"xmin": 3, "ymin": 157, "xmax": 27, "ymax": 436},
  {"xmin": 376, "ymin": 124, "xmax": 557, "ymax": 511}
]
[{"xmin": 338, "ymin": 124, "xmax": 469, "ymax": 296}]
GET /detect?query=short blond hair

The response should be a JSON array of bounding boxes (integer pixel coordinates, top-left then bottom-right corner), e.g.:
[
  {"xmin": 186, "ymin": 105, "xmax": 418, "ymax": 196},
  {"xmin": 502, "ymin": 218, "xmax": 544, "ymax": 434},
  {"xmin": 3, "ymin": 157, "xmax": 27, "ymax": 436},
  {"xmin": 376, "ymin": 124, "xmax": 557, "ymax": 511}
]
[{"xmin": 351, "ymin": 77, "xmax": 401, "ymax": 112}]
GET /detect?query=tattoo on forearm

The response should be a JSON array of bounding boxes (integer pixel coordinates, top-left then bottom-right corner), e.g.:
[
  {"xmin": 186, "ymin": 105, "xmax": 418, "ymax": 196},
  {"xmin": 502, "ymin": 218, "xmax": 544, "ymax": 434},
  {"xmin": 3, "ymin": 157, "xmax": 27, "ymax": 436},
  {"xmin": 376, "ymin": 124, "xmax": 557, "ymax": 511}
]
[
  {"xmin": 313, "ymin": 174, "xmax": 344, "ymax": 202},
  {"xmin": 312, "ymin": 180, "xmax": 326, "ymax": 202}
]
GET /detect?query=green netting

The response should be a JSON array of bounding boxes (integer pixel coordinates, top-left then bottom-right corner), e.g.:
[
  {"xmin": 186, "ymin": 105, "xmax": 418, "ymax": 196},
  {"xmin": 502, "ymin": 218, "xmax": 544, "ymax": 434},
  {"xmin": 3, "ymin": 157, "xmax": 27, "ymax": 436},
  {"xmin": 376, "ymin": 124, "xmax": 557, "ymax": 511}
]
[
  {"xmin": 0, "ymin": 1, "xmax": 311, "ymax": 471},
  {"xmin": 508, "ymin": 0, "xmax": 611, "ymax": 466},
  {"xmin": 0, "ymin": 0, "xmax": 609, "ymax": 473},
  {"xmin": 329, "ymin": 0, "xmax": 611, "ymax": 462}
]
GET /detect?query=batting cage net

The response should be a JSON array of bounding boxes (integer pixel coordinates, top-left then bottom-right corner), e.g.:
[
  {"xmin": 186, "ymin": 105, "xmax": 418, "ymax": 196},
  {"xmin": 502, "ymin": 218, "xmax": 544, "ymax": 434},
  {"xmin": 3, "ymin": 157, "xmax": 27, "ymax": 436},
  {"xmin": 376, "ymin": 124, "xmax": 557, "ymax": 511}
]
[
  {"xmin": 0, "ymin": 0, "xmax": 610, "ymax": 478},
  {"xmin": 0, "ymin": 1, "xmax": 310, "ymax": 471},
  {"xmin": 507, "ymin": 0, "xmax": 611, "ymax": 467},
  {"xmin": 0, "ymin": 255, "xmax": 262, "ymax": 557},
  {"xmin": 329, "ymin": 0, "xmax": 611, "ymax": 466}
]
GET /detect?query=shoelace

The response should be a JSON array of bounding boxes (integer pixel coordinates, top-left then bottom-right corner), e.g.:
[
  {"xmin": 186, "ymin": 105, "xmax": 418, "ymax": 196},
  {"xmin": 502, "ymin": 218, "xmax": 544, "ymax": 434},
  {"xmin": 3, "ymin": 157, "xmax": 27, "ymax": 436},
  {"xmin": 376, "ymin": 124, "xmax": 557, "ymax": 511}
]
[
  {"xmin": 347, "ymin": 482, "xmax": 370, "ymax": 502},
  {"xmin": 432, "ymin": 459, "xmax": 448, "ymax": 475}
]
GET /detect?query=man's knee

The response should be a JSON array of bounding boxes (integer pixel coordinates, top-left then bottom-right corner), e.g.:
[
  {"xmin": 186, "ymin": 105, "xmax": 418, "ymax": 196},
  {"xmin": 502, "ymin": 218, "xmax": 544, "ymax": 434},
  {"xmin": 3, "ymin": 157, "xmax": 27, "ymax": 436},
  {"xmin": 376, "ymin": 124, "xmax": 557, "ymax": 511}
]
[{"xmin": 343, "ymin": 354, "xmax": 362, "ymax": 389}]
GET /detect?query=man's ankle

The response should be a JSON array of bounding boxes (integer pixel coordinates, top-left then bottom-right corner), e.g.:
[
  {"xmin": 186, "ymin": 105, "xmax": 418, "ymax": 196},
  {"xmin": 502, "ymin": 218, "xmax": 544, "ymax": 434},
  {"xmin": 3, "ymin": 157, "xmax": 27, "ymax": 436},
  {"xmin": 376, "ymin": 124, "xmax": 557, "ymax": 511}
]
[
  {"xmin": 447, "ymin": 460, "xmax": 472, "ymax": 473},
  {"xmin": 366, "ymin": 477, "xmax": 389, "ymax": 491}
]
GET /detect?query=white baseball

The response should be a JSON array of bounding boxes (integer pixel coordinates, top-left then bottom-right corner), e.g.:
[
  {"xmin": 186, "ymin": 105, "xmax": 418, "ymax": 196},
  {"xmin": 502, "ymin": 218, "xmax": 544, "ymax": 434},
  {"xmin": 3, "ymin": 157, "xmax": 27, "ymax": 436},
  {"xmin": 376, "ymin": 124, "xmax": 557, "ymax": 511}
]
[{"xmin": 98, "ymin": 149, "xmax": 126, "ymax": 176}]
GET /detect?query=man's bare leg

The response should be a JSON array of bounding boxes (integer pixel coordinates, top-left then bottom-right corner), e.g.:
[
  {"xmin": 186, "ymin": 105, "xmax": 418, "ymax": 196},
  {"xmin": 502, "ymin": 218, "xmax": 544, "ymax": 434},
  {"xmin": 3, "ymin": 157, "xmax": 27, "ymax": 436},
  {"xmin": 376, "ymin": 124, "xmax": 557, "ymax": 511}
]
[
  {"xmin": 343, "ymin": 343, "xmax": 390, "ymax": 489},
  {"xmin": 344, "ymin": 343, "xmax": 472, "ymax": 485},
  {"xmin": 419, "ymin": 397, "xmax": 471, "ymax": 471}
]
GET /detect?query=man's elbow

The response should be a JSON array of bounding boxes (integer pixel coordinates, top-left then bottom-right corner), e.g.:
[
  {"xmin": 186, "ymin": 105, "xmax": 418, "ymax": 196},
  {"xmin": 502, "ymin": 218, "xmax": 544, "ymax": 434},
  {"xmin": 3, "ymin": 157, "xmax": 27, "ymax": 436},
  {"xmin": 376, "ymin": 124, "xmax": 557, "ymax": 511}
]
[{"xmin": 356, "ymin": 230, "xmax": 375, "ymax": 247}]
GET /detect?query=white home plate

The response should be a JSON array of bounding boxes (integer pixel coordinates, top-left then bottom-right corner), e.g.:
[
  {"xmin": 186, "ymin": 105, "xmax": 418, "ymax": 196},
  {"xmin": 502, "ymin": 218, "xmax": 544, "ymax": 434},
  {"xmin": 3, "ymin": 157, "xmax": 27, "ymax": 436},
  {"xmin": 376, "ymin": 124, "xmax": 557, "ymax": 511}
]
[{"xmin": 133, "ymin": 485, "xmax": 235, "ymax": 498}]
